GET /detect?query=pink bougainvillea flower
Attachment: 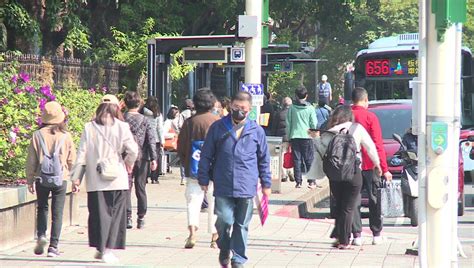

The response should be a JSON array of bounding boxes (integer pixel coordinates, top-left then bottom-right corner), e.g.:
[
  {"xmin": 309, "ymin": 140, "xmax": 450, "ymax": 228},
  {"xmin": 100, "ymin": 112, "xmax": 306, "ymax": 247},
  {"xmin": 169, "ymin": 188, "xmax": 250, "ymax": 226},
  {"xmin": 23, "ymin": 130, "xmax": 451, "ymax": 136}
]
[
  {"xmin": 49, "ymin": 94, "xmax": 56, "ymax": 101},
  {"xmin": 19, "ymin": 72, "xmax": 30, "ymax": 83},
  {"xmin": 36, "ymin": 116, "xmax": 42, "ymax": 126},
  {"xmin": 13, "ymin": 87, "xmax": 23, "ymax": 94},
  {"xmin": 101, "ymin": 86, "xmax": 108, "ymax": 93},
  {"xmin": 12, "ymin": 127, "xmax": 20, "ymax": 134},
  {"xmin": 0, "ymin": 98, "xmax": 8, "ymax": 106},
  {"xmin": 39, "ymin": 98, "xmax": 48, "ymax": 110},
  {"xmin": 8, "ymin": 150, "xmax": 15, "ymax": 158},
  {"xmin": 40, "ymin": 85, "xmax": 52, "ymax": 96},
  {"xmin": 25, "ymin": 86, "xmax": 35, "ymax": 94},
  {"xmin": 88, "ymin": 87, "xmax": 96, "ymax": 94},
  {"xmin": 11, "ymin": 75, "xmax": 18, "ymax": 84},
  {"xmin": 9, "ymin": 131, "xmax": 17, "ymax": 144},
  {"xmin": 25, "ymin": 124, "xmax": 32, "ymax": 130}
]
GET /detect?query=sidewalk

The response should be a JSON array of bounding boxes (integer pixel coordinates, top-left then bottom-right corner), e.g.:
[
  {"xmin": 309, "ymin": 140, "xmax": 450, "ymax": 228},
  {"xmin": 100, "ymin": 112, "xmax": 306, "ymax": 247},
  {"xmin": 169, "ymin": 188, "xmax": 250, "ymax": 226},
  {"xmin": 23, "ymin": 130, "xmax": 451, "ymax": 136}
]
[{"xmin": 0, "ymin": 168, "xmax": 460, "ymax": 267}]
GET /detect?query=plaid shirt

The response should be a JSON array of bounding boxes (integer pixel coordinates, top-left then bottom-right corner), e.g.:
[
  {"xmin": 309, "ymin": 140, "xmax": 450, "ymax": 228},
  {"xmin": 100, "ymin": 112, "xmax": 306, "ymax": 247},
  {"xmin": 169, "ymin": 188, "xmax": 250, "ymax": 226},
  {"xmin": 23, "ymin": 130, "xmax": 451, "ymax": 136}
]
[{"xmin": 124, "ymin": 112, "xmax": 157, "ymax": 161}]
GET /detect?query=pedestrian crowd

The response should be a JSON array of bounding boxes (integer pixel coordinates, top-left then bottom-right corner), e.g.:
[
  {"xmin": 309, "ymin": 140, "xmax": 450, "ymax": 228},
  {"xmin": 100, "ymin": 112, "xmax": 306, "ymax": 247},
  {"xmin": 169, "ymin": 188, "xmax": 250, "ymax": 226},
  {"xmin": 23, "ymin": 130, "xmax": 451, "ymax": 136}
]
[{"xmin": 24, "ymin": 74, "xmax": 393, "ymax": 267}]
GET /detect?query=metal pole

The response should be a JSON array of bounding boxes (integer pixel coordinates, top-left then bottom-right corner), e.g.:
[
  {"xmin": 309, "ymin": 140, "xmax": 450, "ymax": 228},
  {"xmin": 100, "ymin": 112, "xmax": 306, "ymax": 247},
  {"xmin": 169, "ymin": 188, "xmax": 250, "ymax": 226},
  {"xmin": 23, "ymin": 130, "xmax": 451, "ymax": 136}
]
[
  {"xmin": 315, "ymin": 62, "xmax": 319, "ymax": 103},
  {"xmin": 245, "ymin": 0, "xmax": 262, "ymax": 116},
  {"xmin": 416, "ymin": 1, "xmax": 428, "ymax": 267},
  {"xmin": 451, "ymin": 22, "xmax": 463, "ymax": 267},
  {"xmin": 425, "ymin": 1, "xmax": 460, "ymax": 266}
]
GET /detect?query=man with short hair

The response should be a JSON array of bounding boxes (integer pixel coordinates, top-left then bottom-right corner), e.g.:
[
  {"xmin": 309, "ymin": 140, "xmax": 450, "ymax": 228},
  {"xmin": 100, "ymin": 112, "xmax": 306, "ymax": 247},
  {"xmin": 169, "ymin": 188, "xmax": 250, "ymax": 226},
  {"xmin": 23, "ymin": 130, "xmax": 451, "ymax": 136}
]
[
  {"xmin": 351, "ymin": 87, "xmax": 393, "ymax": 245},
  {"xmin": 318, "ymin": 74, "xmax": 332, "ymax": 105},
  {"xmin": 198, "ymin": 91, "xmax": 271, "ymax": 268},
  {"xmin": 286, "ymin": 86, "xmax": 318, "ymax": 188},
  {"xmin": 123, "ymin": 91, "xmax": 158, "ymax": 229}
]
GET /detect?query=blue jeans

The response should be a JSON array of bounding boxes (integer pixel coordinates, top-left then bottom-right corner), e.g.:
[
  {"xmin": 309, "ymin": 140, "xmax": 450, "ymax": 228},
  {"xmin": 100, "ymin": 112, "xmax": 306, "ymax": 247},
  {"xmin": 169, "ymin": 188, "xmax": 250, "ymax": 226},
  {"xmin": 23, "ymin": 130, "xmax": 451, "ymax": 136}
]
[{"xmin": 214, "ymin": 196, "xmax": 254, "ymax": 264}]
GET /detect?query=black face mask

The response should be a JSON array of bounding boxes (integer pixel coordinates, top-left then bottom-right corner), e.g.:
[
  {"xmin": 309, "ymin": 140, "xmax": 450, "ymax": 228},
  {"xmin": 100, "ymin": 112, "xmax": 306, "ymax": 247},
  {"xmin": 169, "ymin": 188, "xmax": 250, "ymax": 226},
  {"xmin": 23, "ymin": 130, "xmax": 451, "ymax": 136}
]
[{"xmin": 231, "ymin": 109, "xmax": 246, "ymax": 122}]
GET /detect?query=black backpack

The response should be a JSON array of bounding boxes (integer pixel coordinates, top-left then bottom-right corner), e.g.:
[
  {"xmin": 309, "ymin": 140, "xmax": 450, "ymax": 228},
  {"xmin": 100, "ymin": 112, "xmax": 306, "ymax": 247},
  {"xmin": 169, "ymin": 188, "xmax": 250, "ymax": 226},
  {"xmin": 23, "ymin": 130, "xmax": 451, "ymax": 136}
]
[{"xmin": 322, "ymin": 124, "xmax": 360, "ymax": 182}]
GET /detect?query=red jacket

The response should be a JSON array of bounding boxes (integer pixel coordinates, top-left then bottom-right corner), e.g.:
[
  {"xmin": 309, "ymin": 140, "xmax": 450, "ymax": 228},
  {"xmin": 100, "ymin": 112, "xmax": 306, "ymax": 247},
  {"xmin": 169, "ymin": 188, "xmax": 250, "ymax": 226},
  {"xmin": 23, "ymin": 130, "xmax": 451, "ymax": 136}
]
[{"xmin": 351, "ymin": 105, "xmax": 388, "ymax": 173}]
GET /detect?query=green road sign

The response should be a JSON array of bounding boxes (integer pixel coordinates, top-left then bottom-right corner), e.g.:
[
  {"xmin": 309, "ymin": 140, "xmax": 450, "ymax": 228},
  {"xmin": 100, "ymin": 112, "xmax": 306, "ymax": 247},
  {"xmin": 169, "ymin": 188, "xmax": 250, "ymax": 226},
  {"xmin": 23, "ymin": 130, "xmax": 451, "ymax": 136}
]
[
  {"xmin": 262, "ymin": 0, "xmax": 269, "ymax": 48},
  {"xmin": 432, "ymin": 0, "xmax": 467, "ymax": 41},
  {"xmin": 431, "ymin": 122, "xmax": 448, "ymax": 152},
  {"xmin": 248, "ymin": 107, "xmax": 257, "ymax": 121}
]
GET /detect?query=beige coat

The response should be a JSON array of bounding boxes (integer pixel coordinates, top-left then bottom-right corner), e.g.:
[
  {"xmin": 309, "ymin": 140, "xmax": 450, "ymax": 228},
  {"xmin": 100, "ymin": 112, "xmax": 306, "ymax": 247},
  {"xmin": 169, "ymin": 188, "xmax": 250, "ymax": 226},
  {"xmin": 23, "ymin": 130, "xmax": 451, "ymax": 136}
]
[
  {"xmin": 307, "ymin": 122, "xmax": 380, "ymax": 181},
  {"xmin": 26, "ymin": 127, "xmax": 76, "ymax": 184},
  {"xmin": 73, "ymin": 120, "xmax": 138, "ymax": 192}
]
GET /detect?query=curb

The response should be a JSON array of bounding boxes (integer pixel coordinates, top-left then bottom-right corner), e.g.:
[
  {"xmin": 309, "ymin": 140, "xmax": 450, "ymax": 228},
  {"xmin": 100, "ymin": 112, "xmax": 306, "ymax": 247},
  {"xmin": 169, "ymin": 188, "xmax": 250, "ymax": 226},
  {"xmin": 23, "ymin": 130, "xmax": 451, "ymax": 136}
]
[{"xmin": 273, "ymin": 178, "xmax": 330, "ymax": 219}]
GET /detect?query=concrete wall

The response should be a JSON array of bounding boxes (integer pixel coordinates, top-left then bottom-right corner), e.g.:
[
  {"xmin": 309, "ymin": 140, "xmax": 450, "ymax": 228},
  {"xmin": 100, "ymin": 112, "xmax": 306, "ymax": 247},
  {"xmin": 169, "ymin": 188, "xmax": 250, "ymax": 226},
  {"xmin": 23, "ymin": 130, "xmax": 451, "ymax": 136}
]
[{"xmin": 0, "ymin": 184, "xmax": 78, "ymax": 251}]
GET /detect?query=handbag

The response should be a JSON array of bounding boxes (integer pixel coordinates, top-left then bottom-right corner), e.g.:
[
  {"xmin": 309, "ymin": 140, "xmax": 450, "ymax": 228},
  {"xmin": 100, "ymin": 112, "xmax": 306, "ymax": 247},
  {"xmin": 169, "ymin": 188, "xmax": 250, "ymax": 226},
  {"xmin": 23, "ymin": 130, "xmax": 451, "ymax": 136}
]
[
  {"xmin": 164, "ymin": 127, "xmax": 178, "ymax": 151},
  {"xmin": 283, "ymin": 145, "xmax": 294, "ymax": 169},
  {"xmin": 93, "ymin": 123, "xmax": 123, "ymax": 181},
  {"xmin": 377, "ymin": 180, "xmax": 404, "ymax": 218}
]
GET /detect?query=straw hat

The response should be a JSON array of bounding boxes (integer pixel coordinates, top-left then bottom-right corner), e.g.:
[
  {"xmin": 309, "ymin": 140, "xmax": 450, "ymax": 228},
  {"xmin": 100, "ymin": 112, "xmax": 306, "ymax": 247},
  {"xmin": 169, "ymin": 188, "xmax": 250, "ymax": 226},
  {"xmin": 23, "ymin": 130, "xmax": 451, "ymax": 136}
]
[
  {"xmin": 101, "ymin": 94, "xmax": 120, "ymax": 105},
  {"xmin": 41, "ymin": 101, "xmax": 65, "ymax": 124}
]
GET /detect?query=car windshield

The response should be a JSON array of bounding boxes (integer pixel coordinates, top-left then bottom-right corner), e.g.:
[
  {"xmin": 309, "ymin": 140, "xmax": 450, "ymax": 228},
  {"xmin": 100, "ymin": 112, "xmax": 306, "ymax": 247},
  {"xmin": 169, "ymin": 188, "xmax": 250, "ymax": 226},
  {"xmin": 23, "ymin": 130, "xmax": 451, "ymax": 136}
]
[{"xmin": 370, "ymin": 108, "xmax": 412, "ymax": 139}]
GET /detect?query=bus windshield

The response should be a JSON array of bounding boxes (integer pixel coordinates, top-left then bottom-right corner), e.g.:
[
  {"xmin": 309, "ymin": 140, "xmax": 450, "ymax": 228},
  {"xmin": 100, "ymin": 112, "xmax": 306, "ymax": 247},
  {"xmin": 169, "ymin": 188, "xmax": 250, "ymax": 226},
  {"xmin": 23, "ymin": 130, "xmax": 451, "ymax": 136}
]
[{"xmin": 353, "ymin": 47, "xmax": 474, "ymax": 129}]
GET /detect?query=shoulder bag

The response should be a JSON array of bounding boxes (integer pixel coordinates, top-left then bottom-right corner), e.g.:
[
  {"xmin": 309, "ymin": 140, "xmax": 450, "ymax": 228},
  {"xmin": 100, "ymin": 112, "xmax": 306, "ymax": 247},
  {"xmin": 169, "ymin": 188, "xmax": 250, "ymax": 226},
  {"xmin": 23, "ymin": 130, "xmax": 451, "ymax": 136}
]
[{"xmin": 93, "ymin": 122, "xmax": 123, "ymax": 181}]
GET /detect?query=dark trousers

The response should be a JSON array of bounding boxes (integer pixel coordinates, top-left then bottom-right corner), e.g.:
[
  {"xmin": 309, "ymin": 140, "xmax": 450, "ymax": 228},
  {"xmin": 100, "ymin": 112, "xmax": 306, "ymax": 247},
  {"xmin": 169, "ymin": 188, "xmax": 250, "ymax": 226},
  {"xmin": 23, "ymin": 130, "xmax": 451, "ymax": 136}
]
[
  {"xmin": 35, "ymin": 181, "xmax": 67, "ymax": 248},
  {"xmin": 352, "ymin": 170, "xmax": 383, "ymax": 237},
  {"xmin": 127, "ymin": 159, "xmax": 149, "ymax": 218},
  {"xmin": 215, "ymin": 196, "xmax": 254, "ymax": 265},
  {"xmin": 88, "ymin": 190, "xmax": 127, "ymax": 252},
  {"xmin": 290, "ymin": 138, "xmax": 314, "ymax": 183},
  {"xmin": 150, "ymin": 143, "xmax": 162, "ymax": 181},
  {"xmin": 329, "ymin": 168, "xmax": 363, "ymax": 245}
]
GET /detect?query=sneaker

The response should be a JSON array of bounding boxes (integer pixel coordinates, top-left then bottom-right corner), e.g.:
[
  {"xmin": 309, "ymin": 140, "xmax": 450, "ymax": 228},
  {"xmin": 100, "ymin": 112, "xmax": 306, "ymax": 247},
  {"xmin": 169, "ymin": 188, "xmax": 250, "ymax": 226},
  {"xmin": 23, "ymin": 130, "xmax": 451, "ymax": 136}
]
[
  {"xmin": 219, "ymin": 250, "xmax": 231, "ymax": 266},
  {"xmin": 307, "ymin": 182, "xmax": 316, "ymax": 189},
  {"xmin": 47, "ymin": 247, "xmax": 60, "ymax": 257},
  {"xmin": 127, "ymin": 217, "xmax": 133, "ymax": 229},
  {"xmin": 281, "ymin": 177, "xmax": 288, "ymax": 182},
  {"xmin": 180, "ymin": 178, "xmax": 185, "ymax": 186},
  {"xmin": 352, "ymin": 237, "xmax": 362, "ymax": 246},
  {"xmin": 34, "ymin": 236, "xmax": 48, "ymax": 255},
  {"xmin": 337, "ymin": 244, "xmax": 352, "ymax": 250},
  {"xmin": 102, "ymin": 251, "xmax": 119, "ymax": 264},
  {"xmin": 331, "ymin": 239, "xmax": 339, "ymax": 248},
  {"xmin": 372, "ymin": 236, "xmax": 383, "ymax": 245},
  {"xmin": 94, "ymin": 250, "xmax": 103, "ymax": 260},
  {"xmin": 295, "ymin": 182, "xmax": 302, "ymax": 188},
  {"xmin": 137, "ymin": 217, "xmax": 145, "ymax": 229},
  {"xmin": 185, "ymin": 236, "xmax": 196, "ymax": 249}
]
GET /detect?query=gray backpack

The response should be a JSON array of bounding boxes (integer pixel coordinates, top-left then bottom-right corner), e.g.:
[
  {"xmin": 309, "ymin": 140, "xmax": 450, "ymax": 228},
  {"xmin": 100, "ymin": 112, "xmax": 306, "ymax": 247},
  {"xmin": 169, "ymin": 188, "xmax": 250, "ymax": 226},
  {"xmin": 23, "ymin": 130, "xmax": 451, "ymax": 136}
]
[{"xmin": 37, "ymin": 131, "xmax": 67, "ymax": 188}]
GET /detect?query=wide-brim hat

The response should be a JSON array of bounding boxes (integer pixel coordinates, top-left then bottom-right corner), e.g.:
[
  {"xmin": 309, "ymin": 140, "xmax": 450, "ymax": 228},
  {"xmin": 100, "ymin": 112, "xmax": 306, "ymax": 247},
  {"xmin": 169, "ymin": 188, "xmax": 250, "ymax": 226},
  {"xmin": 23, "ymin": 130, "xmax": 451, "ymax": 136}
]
[
  {"xmin": 101, "ymin": 94, "xmax": 120, "ymax": 105},
  {"xmin": 41, "ymin": 101, "xmax": 65, "ymax": 124}
]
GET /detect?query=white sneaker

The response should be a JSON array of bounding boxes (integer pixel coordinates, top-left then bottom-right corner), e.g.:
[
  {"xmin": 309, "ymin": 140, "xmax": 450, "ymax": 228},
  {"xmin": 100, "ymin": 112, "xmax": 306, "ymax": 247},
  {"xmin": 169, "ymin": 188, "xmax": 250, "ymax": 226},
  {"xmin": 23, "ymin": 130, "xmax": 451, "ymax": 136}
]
[
  {"xmin": 102, "ymin": 251, "xmax": 119, "ymax": 264},
  {"xmin": 352, "ymin": 237, "xmax": 362, "ymax": 246},
  {"xmin": 34, "ymin": 236, "xmax": 48, "ymax": 255},
  {"xmin": 94, "ymin": 250, "xmax": 103, "ymax": 260},
  {"xmin": 372, "ymin": 236, "xmax": 383, "ymax": 245}
]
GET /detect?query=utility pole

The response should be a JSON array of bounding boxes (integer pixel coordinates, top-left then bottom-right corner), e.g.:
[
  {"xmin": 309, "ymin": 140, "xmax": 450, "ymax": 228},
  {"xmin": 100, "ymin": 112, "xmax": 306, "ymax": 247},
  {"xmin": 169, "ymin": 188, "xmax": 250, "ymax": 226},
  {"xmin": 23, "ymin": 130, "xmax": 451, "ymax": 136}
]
[
  {"xmin": 245, "ymin": 0, "xmax": 262, "ymax": 119},
  {"xmin": 422, "ymin": 0, "xmax": 466, "ymax": 267}
]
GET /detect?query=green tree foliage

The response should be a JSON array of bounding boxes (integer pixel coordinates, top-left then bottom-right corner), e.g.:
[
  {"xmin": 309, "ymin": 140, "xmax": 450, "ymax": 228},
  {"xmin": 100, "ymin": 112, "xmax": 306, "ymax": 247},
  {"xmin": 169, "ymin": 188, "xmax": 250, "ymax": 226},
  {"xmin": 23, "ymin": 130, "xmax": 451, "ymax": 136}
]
[{"xmin": 2, "ymin": 0, "xmax": 473, "ymax": 99}]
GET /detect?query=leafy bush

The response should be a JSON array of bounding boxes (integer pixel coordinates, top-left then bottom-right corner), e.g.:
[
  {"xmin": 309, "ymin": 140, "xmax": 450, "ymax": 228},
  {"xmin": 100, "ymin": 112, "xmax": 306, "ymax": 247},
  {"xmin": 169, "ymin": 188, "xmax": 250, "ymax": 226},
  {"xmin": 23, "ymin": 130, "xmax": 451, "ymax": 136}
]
[{"xmin": 0, "ymin": 63, "xmax": 103, "ymax": 182}]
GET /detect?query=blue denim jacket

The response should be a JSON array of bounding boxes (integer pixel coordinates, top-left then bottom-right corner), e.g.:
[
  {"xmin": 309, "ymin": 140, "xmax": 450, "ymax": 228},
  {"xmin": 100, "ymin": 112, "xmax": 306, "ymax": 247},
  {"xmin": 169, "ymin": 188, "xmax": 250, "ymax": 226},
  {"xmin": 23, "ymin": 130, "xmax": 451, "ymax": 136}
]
[{"xmin": 198, "ymin": 115, "xmax": 272, "ymax": 198}]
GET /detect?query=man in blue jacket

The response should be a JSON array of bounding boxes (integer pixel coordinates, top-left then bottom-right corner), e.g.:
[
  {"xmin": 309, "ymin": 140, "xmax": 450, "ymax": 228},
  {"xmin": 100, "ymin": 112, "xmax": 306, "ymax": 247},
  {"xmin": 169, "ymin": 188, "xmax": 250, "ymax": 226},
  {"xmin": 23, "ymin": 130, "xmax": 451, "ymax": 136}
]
[{"xmin": 198, "ymin": 91, "xmax": 272, "ymax": 268}]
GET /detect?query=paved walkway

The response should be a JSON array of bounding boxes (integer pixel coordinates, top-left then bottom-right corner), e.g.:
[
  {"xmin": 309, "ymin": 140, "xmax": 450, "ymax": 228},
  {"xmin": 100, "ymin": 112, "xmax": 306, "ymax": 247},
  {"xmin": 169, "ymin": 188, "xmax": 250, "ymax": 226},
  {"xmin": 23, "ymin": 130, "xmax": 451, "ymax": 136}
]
[{"xmin": 0, "ymin": 169, "xmax": 471, "ymax": 267}]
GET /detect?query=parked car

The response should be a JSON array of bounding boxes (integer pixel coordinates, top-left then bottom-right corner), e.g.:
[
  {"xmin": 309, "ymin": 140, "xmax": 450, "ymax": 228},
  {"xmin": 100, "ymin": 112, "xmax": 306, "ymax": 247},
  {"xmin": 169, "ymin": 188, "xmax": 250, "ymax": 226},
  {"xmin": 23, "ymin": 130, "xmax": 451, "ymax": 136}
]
[{"xmin": 368, "ymin": 100, "xmax": 465, "ymax": 216}]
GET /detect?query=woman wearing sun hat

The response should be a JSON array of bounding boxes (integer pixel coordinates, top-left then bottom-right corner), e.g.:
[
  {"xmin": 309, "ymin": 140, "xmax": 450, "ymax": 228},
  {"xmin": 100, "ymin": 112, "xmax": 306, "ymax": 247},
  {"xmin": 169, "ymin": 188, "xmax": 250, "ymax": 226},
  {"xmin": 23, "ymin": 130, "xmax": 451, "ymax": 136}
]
[
  {"xmin": 26, "ymin": 101, "xmax": 76, "ymax": 258},
  {"xmin": 71, "ymin": 94, "xmax": 138, "ymax": 264}
]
